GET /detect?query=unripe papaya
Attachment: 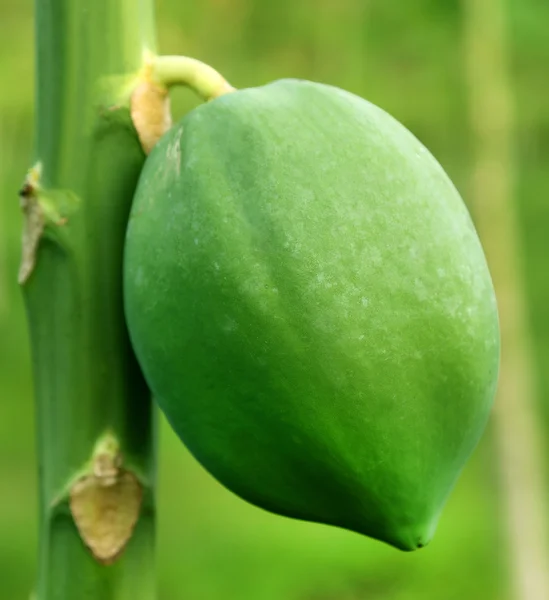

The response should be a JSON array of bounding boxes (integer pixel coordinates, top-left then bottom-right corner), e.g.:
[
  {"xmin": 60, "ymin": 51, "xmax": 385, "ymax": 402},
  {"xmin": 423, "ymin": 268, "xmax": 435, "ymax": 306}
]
[{"xmin": 124, "ymin": 79, "xmax": 499, "ymax": 550}]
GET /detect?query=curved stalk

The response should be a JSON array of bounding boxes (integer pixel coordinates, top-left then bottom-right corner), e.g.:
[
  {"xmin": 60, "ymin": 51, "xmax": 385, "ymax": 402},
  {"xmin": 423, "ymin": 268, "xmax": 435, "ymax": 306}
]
[
  {"xmin": 130, "ymin": 52, "xmax": 234, "ymax": 154},
  {"xmin": 151, "ymin": 54, "xmax": 236, "ymax": 100}
]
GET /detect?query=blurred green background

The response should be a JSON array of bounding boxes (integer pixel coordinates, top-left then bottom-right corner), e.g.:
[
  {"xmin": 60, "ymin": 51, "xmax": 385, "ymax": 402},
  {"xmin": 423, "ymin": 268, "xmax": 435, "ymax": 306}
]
[{"xmin": 1, "ymin": 0, "xmax": 548, "ymax": 598}]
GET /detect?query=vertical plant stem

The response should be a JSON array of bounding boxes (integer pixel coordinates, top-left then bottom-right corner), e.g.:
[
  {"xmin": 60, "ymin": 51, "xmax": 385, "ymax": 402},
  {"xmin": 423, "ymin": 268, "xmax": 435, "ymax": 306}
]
[
  {"xmin": 463, "ymin": 0, "xmax": 549, "ymax": 598},
  {"xmin": 23, "ymin": 1, "xmax": 158, "ymax": 598}
]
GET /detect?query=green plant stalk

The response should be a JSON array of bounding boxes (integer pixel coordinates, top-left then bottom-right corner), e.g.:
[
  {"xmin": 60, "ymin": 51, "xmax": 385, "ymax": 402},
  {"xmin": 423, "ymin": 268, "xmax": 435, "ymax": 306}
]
[{"xmin": 23, "ymin": 1, "xmax": 158, "ymax": 598}]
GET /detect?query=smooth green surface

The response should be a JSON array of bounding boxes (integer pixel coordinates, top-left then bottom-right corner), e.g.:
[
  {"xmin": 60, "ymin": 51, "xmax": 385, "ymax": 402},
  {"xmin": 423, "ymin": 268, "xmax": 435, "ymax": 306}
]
[
  {"xmin": 125, "ymin": 80, "xmax": 499, "ymax": 551},
  {"xmin": 26, "ymin": 0, "xmax": 157, "ymax": 598}
]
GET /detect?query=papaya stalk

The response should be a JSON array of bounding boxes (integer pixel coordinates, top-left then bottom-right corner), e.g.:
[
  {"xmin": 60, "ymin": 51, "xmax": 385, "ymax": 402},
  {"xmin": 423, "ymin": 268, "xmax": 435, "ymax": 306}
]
[
  {"xmin": 23, "ymin": 1, "xmax": 159, "ymax": 598},
  {"xmin": 130, "ymin": 52, "xmax": 235, "ymax": 154}
]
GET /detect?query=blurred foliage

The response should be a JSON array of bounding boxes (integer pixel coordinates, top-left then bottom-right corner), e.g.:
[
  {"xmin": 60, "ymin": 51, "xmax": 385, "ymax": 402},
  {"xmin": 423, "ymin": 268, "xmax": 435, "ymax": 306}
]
[{"xmin": 1, "ymin": 0, "xmax": 548, "ymax": 598}]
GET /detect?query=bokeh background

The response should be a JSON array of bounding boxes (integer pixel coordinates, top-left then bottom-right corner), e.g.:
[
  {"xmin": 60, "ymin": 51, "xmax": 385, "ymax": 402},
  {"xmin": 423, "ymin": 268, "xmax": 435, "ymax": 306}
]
[{"xmin": 1, "ymin": 0, "xmax": 549, "ymax": 598}]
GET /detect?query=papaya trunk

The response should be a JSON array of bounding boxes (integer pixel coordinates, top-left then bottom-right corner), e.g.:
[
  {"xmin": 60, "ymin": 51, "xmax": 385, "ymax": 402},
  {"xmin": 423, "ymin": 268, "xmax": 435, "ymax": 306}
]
[
  {"xmin": 23, "ymin": 1, "xmax": 158, "ymax": 598},
  {"xmin": 463, "ymin": 0, "xmax": 549, "ymax": 598}
]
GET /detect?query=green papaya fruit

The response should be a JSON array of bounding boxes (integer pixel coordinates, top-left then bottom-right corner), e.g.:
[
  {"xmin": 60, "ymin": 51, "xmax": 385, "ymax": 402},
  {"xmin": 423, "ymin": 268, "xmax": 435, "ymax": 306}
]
[{"xmin": 124, "ymin": 79, "xmax": 499, "ymax": 551}]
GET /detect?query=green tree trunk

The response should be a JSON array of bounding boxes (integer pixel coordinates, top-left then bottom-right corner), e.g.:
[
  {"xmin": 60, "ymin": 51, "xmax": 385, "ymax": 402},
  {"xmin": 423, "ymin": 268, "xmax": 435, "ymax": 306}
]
[{"xmin": 23, "ymin": 1, "xmax": 158, "ymax": 598}]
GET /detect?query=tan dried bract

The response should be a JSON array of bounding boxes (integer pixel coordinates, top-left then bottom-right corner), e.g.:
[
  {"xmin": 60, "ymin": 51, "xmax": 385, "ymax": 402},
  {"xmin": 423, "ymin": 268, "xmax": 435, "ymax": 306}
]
[
  {"xmin": 70, "ymin": 458, "xmax": 143, "ymax": 565},
  {"xmin": 131, "ymin": 80, "xmax": 172, "ymax": 155},
  {"xmin": 18, "ymin": 163, "xmax": 44, "ymax": 284}
]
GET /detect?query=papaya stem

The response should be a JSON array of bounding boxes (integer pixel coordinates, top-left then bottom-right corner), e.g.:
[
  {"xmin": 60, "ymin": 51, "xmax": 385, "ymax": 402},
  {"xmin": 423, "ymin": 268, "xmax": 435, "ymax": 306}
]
[
  {"xmin": 25, "ymin": 0, "xmax": 158, "ymax": 598},
  {"xmin": 151, "ymin": 53, "xmax": 236, "ymax": 101},
  {"xmin": 130, "ymin": 52, "xmax": 234, "ymax": 154}
]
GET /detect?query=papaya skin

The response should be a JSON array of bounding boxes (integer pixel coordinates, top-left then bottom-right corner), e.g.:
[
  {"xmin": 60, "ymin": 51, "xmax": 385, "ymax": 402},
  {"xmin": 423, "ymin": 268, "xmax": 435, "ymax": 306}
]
[{"xmin": 124, "ymin": 79, "xmax": 500, "ymax": 551}]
